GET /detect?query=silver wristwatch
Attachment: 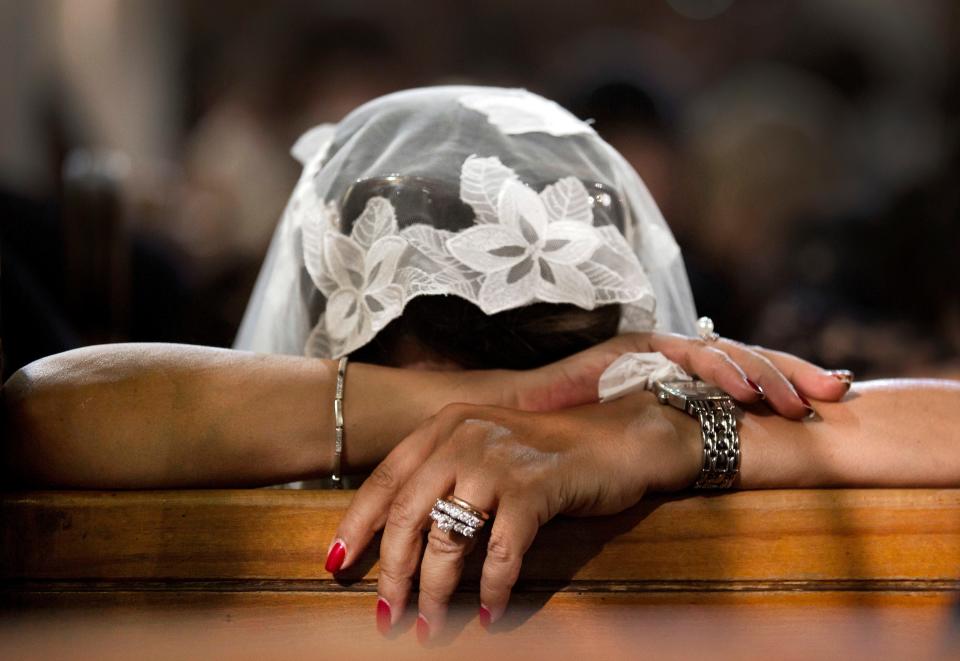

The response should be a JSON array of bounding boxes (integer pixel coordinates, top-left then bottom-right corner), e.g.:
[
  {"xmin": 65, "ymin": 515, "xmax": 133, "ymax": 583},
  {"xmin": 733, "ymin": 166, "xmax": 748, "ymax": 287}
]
[{"xmin": 655, "ymin": 380, "xmax": 740, "ymax": 489}]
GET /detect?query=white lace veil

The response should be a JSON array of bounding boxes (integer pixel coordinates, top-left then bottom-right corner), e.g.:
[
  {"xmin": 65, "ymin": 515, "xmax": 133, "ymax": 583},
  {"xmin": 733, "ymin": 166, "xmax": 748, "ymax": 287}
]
[{"xmin": 234, "ymin": 86, "xmax": 698, "ymax": 359}]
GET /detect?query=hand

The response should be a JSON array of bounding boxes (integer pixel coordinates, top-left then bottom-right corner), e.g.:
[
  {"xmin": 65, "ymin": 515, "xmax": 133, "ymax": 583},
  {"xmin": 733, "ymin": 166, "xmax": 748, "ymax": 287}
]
[
  {"xmin": 326, "ymin": 392, "xmax": 702, "ymax": 641},
  {"xmin": 511, "ymin": 332, "xmax": 852, "ymax": 419}
]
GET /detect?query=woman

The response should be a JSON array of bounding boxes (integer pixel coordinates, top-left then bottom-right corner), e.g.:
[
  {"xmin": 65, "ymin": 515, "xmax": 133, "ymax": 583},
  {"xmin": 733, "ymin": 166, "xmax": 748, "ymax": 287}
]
[{"xmin": 3, "ymin": 87, "xmax": 958, "ymax": 642}]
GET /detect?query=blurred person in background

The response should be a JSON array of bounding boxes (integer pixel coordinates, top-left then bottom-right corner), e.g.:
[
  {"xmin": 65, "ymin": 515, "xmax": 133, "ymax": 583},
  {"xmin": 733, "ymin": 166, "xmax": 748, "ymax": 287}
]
[
  {"xmin": 171, "ymin": 11, "xmax": 410, "ymax": 346},
  {"xmin": 1, "ymin": 1, "xmax": 411, "ymax": 373},
  {"xmin": 2, "ymin": 0, "xmax": 957, "ymax": 381},
  {"xmin": 177, "ymin": 14, "xmax": 408, "ymax": 283},
  {"xmin": 1, "ymin": 0, "xmax": 185, "ymax": 373}
]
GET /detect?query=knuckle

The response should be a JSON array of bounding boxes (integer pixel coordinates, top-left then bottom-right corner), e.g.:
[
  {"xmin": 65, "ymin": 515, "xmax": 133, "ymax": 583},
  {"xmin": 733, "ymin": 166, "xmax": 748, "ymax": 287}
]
[
  {"xmin": 700, "ymin": 348, "xmax": 732, "ymax": 379},
  {"xmin": 687, "ymin": 338, "xmax": 708, "ymax": 352},
  {"xmin": 450, "ymin": 420, "xmax": 494, "ymax": 455},
  {"xmin": 419, "ymin": 583, "xmax": 452, "ymax": 606},
  {"xmin": 485, "ymin": 533, "xmax": 517, "ymax": 566},
  {"xmin": 756, "ymin": 353, "xmax": 781, "ymax": 374},
  {"xmin": 377, "ymin": 561, "xmax": 411, "ymax": 587},
  {"xmin": 715, "ymin": 351, "xmax": 740, "ymax": 372},
  {"xmin": 438, "ymin": 401, "xmax": 471, "ymax": 421},
  {"xmin": 721, "ymin": 337, "xmax": 747, "ymax": 350},
  {"xmin": 482, "ymin": 570, "xmax": 519, "ymax": 598},
  {"xmin": 704, "ymin": 346, "xmax": 731, "ymax": 362},
  {"xmin": 387, "ymin": 494, "xmax": 421, "ymax": 529},
  {"xmin": 427, "ymin": 528, "xmax": 467, "ymax": 556},
  {"xmin": 369, "ymin": 462, "xmax": 397, "ymax": 490},
  {"xmin": 337, "ymin": 508, "xmax": 365, "ymax": 536}
]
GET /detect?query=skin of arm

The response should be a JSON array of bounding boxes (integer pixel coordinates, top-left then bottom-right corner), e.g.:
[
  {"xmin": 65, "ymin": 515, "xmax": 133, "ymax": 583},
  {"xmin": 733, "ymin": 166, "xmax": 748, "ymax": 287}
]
[
  {"xmin": 0, "ymin": 333, "xmax": 855, "ymax": 490},
  {"xmin": 734, "ymin": 379, "xmax": 960, "ymax": 489},
  {"xmin": 0, "ymin": 343, "xmax": 512, "ymax": 489},
  {"xmin": 637, "ymin": 379, "xmax": 960, "ymax": 492}
]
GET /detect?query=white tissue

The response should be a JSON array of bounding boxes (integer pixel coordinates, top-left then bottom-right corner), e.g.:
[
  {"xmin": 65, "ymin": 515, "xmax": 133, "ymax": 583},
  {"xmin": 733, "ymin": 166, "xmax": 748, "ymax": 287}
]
[{"xmin": 598, "ymin": 352, "xmax": 690, "ymax": 401}]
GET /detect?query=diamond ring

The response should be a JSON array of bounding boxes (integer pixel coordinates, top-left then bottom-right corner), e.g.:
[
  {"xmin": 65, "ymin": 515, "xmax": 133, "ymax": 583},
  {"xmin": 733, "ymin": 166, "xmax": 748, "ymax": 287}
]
[{"xmin": 429, "ymin": 496, "xmax": 490, "ymax": 539}]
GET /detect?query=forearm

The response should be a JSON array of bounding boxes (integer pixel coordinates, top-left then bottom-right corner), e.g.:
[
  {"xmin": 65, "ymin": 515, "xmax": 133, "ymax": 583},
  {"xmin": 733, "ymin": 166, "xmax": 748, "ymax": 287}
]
[
  {"xmin": 1, "ymin": 344, "xmax": 505, "ymax": 489},
  {"xmin": 737, "ymin": 379, "xmax": 960, "ymax": 488}
]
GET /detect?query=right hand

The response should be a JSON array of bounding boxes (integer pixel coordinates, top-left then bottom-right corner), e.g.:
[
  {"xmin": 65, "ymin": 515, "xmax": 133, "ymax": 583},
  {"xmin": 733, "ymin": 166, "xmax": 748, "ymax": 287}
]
[{"xmin": 328, "ymin": 391, "xmax": 702, "ymax": 639}]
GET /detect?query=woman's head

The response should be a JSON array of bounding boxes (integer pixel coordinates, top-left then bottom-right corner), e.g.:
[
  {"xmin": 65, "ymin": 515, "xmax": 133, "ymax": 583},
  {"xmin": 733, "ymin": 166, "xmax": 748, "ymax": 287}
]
[
  {"xmin": 351, "ymin": 297, "xmax": 621, "ymax": 370},
  {"xmin": 340, "ymin": 173, "xmax": 622, "ymax": 369},
  {"xmin": 234, "ymin": 86, "xmax": 698, "ymax": 363}
]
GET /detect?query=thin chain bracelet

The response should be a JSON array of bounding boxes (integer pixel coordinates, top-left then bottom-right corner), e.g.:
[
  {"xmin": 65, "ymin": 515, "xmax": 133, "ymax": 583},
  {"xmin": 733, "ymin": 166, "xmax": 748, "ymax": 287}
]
[{"xmin": 331, "ymin": 356, "xmax": 348, "ymax": 488}]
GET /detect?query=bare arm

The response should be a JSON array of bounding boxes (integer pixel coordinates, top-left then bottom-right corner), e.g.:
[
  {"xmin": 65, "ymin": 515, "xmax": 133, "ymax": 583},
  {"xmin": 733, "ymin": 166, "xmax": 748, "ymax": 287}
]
[
  {"xmin": 0, "ymin": 334, "xmax": 854, "ymax": 490},
  {"xmin": 1, "ymin": 343, "xmax": 508, "ymax": 489},
  {"xmin": 735, "ymin": 379, "xmax": 960, "ymax": 488}
]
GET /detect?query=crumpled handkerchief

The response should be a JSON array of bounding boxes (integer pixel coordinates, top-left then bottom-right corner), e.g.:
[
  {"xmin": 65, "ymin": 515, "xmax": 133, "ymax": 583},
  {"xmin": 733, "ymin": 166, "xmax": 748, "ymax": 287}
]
[{"xmin": 598, "ymin": 351, "xmax": 691, "ymax": 401}]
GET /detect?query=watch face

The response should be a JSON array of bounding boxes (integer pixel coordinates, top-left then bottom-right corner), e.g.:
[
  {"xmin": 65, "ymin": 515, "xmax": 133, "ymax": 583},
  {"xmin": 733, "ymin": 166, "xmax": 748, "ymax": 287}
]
[{"xmin": 659, "ymin": 380, "xmax": 729, "ymax": 400}]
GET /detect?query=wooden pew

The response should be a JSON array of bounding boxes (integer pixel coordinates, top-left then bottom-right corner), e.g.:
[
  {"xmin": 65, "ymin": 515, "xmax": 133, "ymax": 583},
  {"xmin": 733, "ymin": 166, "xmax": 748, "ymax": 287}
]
[{"xmin": 2, "ymin": 489, "xmax": 959, "ymax": 659}]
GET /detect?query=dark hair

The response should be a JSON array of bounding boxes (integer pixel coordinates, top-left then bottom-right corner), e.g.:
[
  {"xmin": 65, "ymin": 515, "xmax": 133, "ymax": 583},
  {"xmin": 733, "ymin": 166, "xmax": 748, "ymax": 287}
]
[
  {"xmin": 340, "ymin": 175, "xmax": 623, "ymax": 369},
  {"xmin": 351, "ymin": 296, "xmax": 621, "ymax": 370}
]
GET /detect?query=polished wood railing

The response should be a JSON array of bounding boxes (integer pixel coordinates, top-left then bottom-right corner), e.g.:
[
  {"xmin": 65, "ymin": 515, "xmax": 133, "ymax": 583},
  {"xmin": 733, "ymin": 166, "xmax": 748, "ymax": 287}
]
[{"xmin": 2, "ymin": 489, "xmax": 959, "ymax": 658}]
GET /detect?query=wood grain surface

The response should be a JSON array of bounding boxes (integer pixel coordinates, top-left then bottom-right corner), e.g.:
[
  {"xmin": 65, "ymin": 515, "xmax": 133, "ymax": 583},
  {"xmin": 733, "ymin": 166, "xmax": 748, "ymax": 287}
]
[
  {"xmin": 3, "ymin": 489, "xmax": 959, "ymax": 585},
  {"xmin": 3, "ymin": 489, "xmax": 959, "ymax": 659}
]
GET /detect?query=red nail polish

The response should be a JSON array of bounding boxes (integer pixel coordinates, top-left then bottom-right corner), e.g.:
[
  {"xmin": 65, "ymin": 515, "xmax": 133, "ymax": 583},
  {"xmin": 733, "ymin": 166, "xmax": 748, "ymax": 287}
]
[
  {"xmin": 376, "ymin": 597, "xmax": 391, "ymax": 635},
  {"xmin": 745, "ymin": 378, "xmax": 764, "ymax": 398},
  {"xmin": 325, "ymin": 540, "xmax": 346, "ymax": 573},
  {"xmin": 416, "ymin": 614, "xmax": 430, "ymax": 644},
  {"xmin": 479, "ymin": 605, "xmax": 492, "ymax": 630}
]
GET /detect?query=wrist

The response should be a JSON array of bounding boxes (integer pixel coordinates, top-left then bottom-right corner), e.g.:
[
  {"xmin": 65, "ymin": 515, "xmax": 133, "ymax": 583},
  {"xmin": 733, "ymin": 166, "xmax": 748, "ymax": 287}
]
[
  {"xmin": 576, "ymin": 392, "xmax": 701, "ymax": 496},
  {"xmin": 633, "ymin": 394, "xmax": 702, "ymax": 493},
  {"xmin": 439, "ymin": 369, "xmax": 520, "ymax": 409},
  {"xmin": 650, "ymin": 405, "xmax": 703, "ymax": 491}
]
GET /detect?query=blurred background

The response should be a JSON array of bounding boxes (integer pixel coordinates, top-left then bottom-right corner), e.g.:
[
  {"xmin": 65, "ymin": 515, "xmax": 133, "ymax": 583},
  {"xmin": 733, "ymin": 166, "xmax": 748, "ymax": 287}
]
[{"xmin": 2, "ymin": 0, "xmax": 958, "ymax": 381}]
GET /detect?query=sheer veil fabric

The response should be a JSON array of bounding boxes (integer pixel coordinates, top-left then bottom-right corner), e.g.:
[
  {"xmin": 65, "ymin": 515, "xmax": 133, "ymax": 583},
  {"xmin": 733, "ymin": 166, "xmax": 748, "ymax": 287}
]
[{"xmin": 235, "ymin": 87, "xmax": 698, "ymax": 388}]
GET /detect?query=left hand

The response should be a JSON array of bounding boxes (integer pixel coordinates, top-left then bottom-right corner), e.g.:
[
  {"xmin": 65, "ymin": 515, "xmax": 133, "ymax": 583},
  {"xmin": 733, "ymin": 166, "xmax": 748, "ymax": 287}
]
[
  {"xmin": 326, "ymin": 392, "xmax": 702, "ymax": 641},
  {"xmin": 510, "ymin": 332, "xmax": 852, "ymax": 419}
]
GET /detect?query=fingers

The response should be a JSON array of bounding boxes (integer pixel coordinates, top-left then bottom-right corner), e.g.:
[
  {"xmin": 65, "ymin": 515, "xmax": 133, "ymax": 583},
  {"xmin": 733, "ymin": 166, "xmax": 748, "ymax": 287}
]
[
  {"xmin": 416, "ymin": 483, "xmax": 494, "ymax": 641},
  {"xmin": 710, "ymin": 339, "xmax": 813, "ymax": 418},
  {"xmin": 376, "ymin": 449, "xmax": 456, "ymax": 633},
  {"xmin": 646, "ymin": 333, "xmax": 763, "ymax": 403},
  {"xmin": 751, "ymin": 345, "xmax": 853, "ymax": 402},
  {"xmin": 532, "ymin": 331, "xmax": 853, "ymax": 418},
  {"xmin": 648, "ymin": 333, "xmax": 843, "ymax": 419},
  {"xmin": 328, "ymin": 421, "xmax": 439, "ymax": 573},
  {"xmin": 717, "ymin": 340, "xmax": 856, "ymax": 416},
  {"xmin": 478, "ymin": 494, "xmax": 540, "ymax": 628}
]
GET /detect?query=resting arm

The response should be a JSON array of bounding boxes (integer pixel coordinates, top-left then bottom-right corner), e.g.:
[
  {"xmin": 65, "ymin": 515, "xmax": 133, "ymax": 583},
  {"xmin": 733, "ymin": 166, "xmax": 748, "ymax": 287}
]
[
  {"xmin": 0, "ymin": 343, "xmax": 507, "ymax": 489},
  {"xmin": 0, "ymin": 333, "xmax": 851, "ymax": 489},
  {"xmin": 736, "ymin": 379, "xmax": 960, "ymax": 489}
]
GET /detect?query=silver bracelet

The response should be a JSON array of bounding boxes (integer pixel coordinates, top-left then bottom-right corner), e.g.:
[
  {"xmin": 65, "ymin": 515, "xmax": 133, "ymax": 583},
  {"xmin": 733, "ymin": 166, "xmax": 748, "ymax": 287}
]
[
  {"xmin": 332, "ymin": 356, "xmax": 348, "ymax": 488},
  {"xmin": 689, "ymin": 399, "xmax": 740, "ymax": 489}
]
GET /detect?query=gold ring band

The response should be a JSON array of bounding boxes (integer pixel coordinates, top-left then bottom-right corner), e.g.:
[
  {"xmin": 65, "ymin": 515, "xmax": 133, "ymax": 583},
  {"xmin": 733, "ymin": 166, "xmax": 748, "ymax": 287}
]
[{"xmin": 446, "ymin": 495, "xmax": 490, "ymax": 521}]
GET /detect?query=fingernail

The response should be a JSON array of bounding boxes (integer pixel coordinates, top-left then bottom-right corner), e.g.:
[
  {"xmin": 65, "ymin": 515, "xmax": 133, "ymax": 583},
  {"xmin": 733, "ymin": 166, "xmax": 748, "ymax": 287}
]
[
  {"xmin": 416, "ymin": 614, "xmax": 430, "ymax": 644},
  {"xmin": 479, "ymin": 605, "xmax": 492, "ymax": 630},
  {"xmin": 376, "ymin": 597, "xmax": 391, "ymax": 635},
  {"xmin": 745, "ymin": 378, "xmax": 764, "ymax": 398},
  {"xmin": 324, "ymin": 539, "xmax": 346, "ymax": 573},
  {"xmin": 798, "ymin": 393, "xmax": 816, "ymax": 414},
  {"xmin": 826, "ymin": 369, "xmax": 855, "ymax": 386}
]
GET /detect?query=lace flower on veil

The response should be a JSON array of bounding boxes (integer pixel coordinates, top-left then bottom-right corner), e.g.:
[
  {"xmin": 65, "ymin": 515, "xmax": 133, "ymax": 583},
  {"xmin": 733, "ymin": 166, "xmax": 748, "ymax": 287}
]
[
  {"xmin": 236, "ymin": 86, "xmax": 697, "ymax": 365},
  {"xmin": 302, "ymin": 154, "xmax": 655, "ymax": 358}
]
